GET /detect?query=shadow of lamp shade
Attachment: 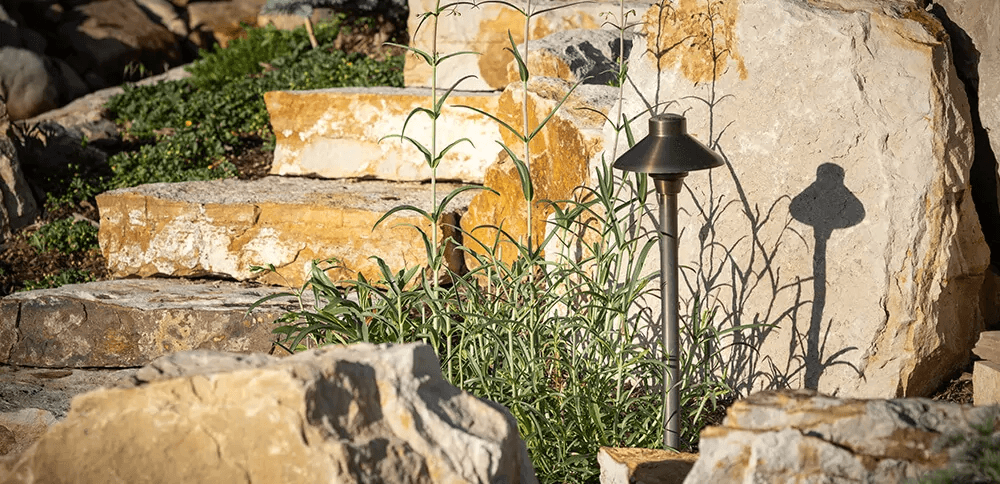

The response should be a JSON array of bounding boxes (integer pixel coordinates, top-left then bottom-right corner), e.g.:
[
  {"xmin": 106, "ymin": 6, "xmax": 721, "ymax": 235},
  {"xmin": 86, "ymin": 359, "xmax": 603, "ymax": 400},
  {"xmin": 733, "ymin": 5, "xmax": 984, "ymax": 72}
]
[
  {"xmin": 789, "ymin": 163, "xmax": 865, "ymax": 390},
  {"xmin": 613, "ymin": 114, "xmax": 723, "ymax": 449}
]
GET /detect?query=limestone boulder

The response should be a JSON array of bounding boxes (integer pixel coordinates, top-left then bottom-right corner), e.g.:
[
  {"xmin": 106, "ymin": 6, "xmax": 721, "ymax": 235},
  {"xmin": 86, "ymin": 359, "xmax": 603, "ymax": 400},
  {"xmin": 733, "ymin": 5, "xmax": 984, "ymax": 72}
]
[
  {"xmin": 505, "ymin": 29, "xmax": 633, "ymax": 86},
  {"xmin": 405, "ymin": 0, "xmax": 653, "ymax": 90},
  {"xmin": 607, "ymin": 0, "xmax": 989, "ymax": 397},
  {"xmin": 0, "ymin": 343, "xmax": 538, "ymax": 483},
  {"xmin": 97, "ymin": 177, "xmax": 472, "ymax": 287},
  {"xmin": 0, "ymin": 279, "xmax": 296, "ymax": 367},
  {"xmin": 460, "ymin": 78, "xmax": 616, "ymax": 263},
  {"xmin": 684, "ymin": 390, "xmax": 1000, "ymax": 483},
  {"xmin": 57, "ymin": 0, "xmax": 182, "ymax": 89},
  {"xmin": 266, "ymin": 87, "xmax": 501, "ymax": 183},
  {"xmin": 0, "ymin": 134, "xmax": 38, "ymax": 243}
]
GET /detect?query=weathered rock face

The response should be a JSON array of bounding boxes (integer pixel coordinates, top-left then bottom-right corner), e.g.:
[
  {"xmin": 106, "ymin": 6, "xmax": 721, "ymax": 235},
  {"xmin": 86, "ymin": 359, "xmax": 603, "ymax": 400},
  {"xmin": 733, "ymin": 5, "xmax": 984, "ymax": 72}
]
[
  {"xmin": 929, "ymin": 1, "xmax": 1000, "ymax": 283},
  {"xmin": 0, "ymin": 367, "xmax": 137, "ymax": 457},
  {"xmin": 0, "ymin": 134, "xmax": 37, "ymax": 243},
  {"xmin": 266, "ymin": 87, "xmax": 501, "ymax": 183},
  {"xmin": 0, "ymin": 279, "xmax": 295, "ymax": 367},
  {"xmin": 684, "ymin": 390, "xmax": 1000, "ymax": 484},
  {"xmin": 0, "ymin": 344, "xmax": 539, "ymax": 483},
  {"xmin": 97, "ymin": 177, "xmax": 472, "ymax": 287},
  {"xmin": 461, "ymin": 78, "xmax": 616, "ymax": 263},
  {"xmin": 607, "ymin": 0, "xmax": 989, "ymax": 397},
  {"xmin": 505, "ymin": 29, "xmax": 632, "ymax": 86},
  {"xmin": 405, "ymin": 0, "xmax": 652, "ymax": 90}
]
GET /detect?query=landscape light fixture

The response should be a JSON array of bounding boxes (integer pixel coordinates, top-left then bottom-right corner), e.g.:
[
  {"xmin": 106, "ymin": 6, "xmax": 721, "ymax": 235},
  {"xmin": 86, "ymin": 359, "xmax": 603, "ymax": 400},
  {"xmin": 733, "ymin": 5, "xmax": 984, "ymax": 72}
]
[{"xmin": 612, "ymin": 113, "xmax": 724, "ymax": 449}]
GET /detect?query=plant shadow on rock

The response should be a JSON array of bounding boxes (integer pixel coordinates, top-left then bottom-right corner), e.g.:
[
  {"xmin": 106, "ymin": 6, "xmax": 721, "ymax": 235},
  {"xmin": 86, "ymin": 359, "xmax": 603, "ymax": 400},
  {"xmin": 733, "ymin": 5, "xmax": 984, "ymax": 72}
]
[{"xmin": 625, "ymin": 0, "xmax": 868, "ymax": 397}]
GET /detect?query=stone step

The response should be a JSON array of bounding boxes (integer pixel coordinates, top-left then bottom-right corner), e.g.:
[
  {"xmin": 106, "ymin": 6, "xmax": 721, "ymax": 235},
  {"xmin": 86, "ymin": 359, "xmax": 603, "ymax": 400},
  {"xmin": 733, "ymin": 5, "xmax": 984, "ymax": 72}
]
[
  {"xmin": 0, "ymin": 278, "xmax": 302, "ymax": 368},
  {"xmin": 97, "ymin": 176, "xmax": 472, "ymax": 287},
  {"xmin": 265, "ymin": 87, "xmax": 502, "ymax": 183}
]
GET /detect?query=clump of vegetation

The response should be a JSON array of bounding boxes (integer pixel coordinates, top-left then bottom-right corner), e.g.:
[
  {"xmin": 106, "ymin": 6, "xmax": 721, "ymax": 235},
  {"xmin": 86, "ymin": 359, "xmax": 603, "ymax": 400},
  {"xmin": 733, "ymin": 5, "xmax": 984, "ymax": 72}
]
[
  {"xmin": 28, "ymin": 217, "xmax": 99, "ymax": 254},
  {"xmin": 21, "ymin": 269, "xmax": 96, "ymax": 291},
  {"xmin": 253, "ymin": 1, "xmax": 752, "ymax": 482}
]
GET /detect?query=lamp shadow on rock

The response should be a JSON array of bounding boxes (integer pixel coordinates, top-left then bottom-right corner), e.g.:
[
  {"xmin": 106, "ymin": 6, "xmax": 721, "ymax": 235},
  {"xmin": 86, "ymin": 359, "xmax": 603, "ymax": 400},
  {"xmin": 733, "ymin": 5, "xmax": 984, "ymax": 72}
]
[{"xmin": 789, "ymin": 163, "xmax": 865, "ymax": 390}]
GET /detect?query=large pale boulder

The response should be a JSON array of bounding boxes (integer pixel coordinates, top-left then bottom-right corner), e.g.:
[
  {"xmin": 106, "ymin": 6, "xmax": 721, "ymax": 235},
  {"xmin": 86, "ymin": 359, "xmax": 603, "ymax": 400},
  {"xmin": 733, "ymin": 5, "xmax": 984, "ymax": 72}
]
[
  {"xmin": 460, "ymin": 78, "xmax": 616, "ymax": 263},
  {"xmin": 97, "ymin": 177, "xmax": 472, "ymax": 287},
  {"xmin": 604, "ymin": 0, "xmax": 989, "ymax": 397},
  {"xmin": 684, "ymin": 390, "xmax": 1000, "ymax": 483},
  {"xmin": 0, "ymin": 134, "xmax": 37, "ymax": 243},
  {"xmin": 0, "ymin": 279, "xmax": 294, "ymax": 367},
  {"xmin": 405, "ymin": 0, "xmax": 652, "ymax": 90},
  {"xmin": 266, "ymin": 87, "xmax": 501, "ymax": 183},
  {"xmin": 0, "ymin": 344, "xmax": 538, "ymax": 483}
]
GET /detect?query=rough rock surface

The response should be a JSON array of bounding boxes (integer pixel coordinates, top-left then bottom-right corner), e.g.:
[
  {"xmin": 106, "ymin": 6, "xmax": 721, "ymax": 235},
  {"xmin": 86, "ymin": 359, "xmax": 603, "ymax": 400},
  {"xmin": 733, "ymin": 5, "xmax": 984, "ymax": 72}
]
[
  {"xmin": 97, "ymin": 177, "xmax": 472, "ymax": 287},
  {"xmin": 0, "ymin": 279, "xmax": 295, "ymax": 367},
  {"xmin": 505, "ymin": 29, "xmax": 633, "ymax": 86},
  {"xmin": 608, "ymin": 0, "xmax": 988, "ymax": 397},
  {"xmin": 684, "ymin": 390, "xmax": 1000, "ymax": 484},
  {"xmin": 0, "ymin": 134, "xmax": 37, "ymax": 243},
  {"xmin": 598, "ymin": 447, "xmax": 697, "ymax": 484},
  {"xmin": 461, "ymin": 78, "xmax": 616, "ymax": 264},
  {"xmin": 931, "ymin": 0, "xmax": 999, "ymax": 166},
  {"xmin": 0, "ymin": 367, "xmax": 136, "ymax": 457},
  {"xmin": 405, "ymin": 0, "xmax": 653, "ymax": 90},
  {"xmin": 266, "ymin": 87, "xmax": 501, "ymax": 183},
  {"xmin": 0, "ymin": 343, "xmax": 539, "ymax": 483}
]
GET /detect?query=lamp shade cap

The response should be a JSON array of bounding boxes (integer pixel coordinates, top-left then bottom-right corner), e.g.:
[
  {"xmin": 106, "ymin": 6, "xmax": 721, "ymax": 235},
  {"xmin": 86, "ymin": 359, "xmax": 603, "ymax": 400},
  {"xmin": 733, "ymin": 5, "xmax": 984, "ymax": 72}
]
[{"xmin": 613, "ymin": 114, "xmax": 724, "ymax": 175}]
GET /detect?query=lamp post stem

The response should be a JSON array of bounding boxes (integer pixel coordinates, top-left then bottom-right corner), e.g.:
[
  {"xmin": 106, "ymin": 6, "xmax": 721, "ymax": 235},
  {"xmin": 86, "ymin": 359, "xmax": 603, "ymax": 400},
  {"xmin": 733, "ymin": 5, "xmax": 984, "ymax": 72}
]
[{"xmin": 656, "ymin": 175, "xmax": 685, "ymax": 449}]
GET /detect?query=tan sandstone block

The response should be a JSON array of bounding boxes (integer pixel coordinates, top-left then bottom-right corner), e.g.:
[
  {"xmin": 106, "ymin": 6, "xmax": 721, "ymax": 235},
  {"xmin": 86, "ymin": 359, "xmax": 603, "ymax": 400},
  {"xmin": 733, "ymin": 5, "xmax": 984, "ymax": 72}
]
[
  {"xmin": 974, "ymin": 360, "xmax": 1000, "ymax": 406},
  {"xmin": 97, "ymin": 177, "xmax": 472, "ymax": 287},
  {"xmin": 265, "ymin": 87, "xmax": 501, "ymax": 183},
  {"xmin": 460, "ymin": 78, "xmax": 616, "ymax": 265},
  {"xmin": 598, "ymin": 447, "xmax": 698, "ymax": 484},
  {"xmin": 405, "ymin": 0, "xmax": 653, "ymax": 90}
]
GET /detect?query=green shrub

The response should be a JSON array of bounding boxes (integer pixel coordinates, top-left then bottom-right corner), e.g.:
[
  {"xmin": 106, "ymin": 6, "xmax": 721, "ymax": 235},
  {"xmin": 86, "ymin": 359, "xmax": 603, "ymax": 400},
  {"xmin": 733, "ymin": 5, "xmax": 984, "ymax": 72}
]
[{"xmin": 29, "ymin": 218, "xmax": 99, "ymax": 254}]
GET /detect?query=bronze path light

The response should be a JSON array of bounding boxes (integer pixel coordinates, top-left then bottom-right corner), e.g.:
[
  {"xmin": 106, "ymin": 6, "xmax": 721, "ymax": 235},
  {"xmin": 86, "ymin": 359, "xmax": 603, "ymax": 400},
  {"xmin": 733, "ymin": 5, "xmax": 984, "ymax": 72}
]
[{"xmin": 613, "ymin": 113, "xmax": 724, "ymax": 449}]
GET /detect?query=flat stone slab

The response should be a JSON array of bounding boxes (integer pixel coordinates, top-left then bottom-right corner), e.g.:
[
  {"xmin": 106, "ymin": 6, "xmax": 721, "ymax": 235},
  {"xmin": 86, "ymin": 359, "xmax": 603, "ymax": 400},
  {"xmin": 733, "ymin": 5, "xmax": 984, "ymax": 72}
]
[
  {"xmin": 97, "ymin": 176, "xmax": 473, "ymax": 287},
  {"xmin": 0, "ymin": 279, "xmax": 300, "ymax": 368},
  {"xmin": 265, "ymin": 87, "xmax": 501, "ymax": 183}
]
